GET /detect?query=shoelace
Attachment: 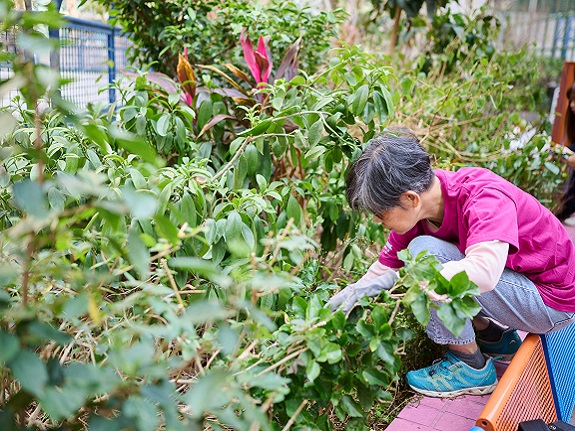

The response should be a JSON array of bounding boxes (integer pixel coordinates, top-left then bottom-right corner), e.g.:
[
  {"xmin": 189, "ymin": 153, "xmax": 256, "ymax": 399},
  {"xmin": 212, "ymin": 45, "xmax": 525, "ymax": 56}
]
[{"xmin": 428, "ymin": 356, "xmax": 455, "ymax": 376}]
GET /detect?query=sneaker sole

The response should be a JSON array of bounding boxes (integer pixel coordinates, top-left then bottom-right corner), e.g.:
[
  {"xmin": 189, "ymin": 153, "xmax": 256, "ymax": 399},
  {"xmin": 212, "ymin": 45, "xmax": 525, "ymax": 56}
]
[{"xmin": 408, "ymin": 380, "xmax": 498, "ymax": 398}]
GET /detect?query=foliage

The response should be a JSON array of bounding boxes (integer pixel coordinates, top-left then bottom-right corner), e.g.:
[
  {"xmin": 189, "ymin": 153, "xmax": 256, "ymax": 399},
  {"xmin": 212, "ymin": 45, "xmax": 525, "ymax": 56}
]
[
  {"xmin": 423, "ymin": 8, "xmax": 500, "ymax": 74},
  {"xmin": 370, "ymin": 0, "xmax": 449, "ymax": 21},
  {"xmin": 1, "ymin": 0, "xmax": 568, "ymax": 429},
  {"xmin": 94, "ymin": 0, "xmax": 345, "ymax": 77},
  {"xmin": 395, "ymin": 43, "xmax": 566, "ymax": 206}
]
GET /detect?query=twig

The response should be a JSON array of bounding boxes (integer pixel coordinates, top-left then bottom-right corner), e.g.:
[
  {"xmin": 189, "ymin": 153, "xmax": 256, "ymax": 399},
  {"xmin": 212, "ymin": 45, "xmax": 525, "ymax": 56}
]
[
  {"xmin": 161, "ymin": 258, "xmax": 185, "ymax": 311},
  {"xmin": 388, "ymin": 300, "xmax": 401, "ymax": 326},
  {"xmin": 281, "ymin": 400, "xmax": 308, "ymax": 431},
  {"xmin": 21, "ymin": 232, "xmax": 35, "ymax": 307},
  {"xmin": 205, "ymin": 349, "xmax": 220, "ymax": 370},
  {"xmin": 267, "ymin": 218, "xmax": 294, "ymax": 269},
  {"xmin": 211, "ymin": 136, "xmax": 253, "ymax": 182},
  {"xmin": 255, "ymin": 347, "xmax": 308, "ymax": 376},
  {"xmin": 235, "ymin": 339, "xmax": 259, "ymax": 362}
]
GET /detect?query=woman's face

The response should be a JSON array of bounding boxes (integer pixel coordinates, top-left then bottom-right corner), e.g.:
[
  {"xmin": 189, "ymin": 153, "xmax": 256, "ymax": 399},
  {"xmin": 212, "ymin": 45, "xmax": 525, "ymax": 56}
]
[
  {"xmin": 570, "ymin": 97, "xmax": 575, "ymax": 114},
  {"xmin": 373, "ymin": 204, "xmax": 419, "ymax": 235}
]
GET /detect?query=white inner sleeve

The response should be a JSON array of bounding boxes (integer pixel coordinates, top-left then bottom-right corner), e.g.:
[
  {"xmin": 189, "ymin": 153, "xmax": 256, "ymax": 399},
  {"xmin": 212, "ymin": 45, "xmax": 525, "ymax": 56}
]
[{"xmin": 440, "ymin": 240, "xmax": 509, "ymax": 293}]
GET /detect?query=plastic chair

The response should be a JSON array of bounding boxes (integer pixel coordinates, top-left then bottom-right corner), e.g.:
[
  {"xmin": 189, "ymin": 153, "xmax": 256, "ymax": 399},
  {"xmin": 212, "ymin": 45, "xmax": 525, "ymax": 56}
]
[{"xmin": 470, "ymin": 322, "xmax": 575, "ymax": 431}]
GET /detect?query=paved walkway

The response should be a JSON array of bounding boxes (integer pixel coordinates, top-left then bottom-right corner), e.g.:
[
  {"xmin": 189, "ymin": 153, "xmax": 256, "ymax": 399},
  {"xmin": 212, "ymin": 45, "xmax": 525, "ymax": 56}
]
[{"xmin": 384, "ymin": 221, "xmax": 575, "ymax": 431}]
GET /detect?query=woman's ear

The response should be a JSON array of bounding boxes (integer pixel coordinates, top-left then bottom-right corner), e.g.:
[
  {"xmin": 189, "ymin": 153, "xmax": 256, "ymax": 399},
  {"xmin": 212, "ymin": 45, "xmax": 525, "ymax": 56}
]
[{"xmin": 402, "ymin": 191, "xmax": 420, "ymax": 208}]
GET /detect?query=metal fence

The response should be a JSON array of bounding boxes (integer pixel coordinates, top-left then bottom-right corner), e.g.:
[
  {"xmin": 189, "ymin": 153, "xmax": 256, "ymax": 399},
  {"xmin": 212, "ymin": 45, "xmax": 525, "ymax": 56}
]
[
  {"xmin": 496, "ymin": 10, "xmax": 575, "ymax": 61},
  {"xmin": 1, "ymin": 16, "xmax": 130, "ymax": 110}
]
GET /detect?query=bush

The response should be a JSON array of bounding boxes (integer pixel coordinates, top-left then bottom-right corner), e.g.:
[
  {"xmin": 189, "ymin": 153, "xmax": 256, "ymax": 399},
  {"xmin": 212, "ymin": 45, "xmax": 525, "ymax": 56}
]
[{"xmin": 101, "ymin": 0, "xmax": 346, "ymax": 76}]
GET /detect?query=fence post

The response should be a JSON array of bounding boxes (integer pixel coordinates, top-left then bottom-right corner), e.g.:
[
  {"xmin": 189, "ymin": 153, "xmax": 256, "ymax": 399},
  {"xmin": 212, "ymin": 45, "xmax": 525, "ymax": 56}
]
[{"xmin": 107, "ymin": 25, "xmax": 116, "ymax": 104}]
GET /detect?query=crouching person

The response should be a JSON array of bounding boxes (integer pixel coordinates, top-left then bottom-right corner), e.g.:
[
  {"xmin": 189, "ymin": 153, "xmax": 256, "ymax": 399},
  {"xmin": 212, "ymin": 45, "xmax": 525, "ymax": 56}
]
[{"xmin": 328, "ymin": 129, "xmax": 575, "ymax": 398}]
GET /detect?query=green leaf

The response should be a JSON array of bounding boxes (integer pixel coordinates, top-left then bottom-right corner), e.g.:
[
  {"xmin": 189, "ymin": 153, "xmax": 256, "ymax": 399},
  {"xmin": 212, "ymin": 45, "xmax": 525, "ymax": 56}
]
[
  {"xmin": 380, "ymin": 86, "xmax": 395, "ymax": 120},
  {"xmin": 373, "ymin": 91, "xmax": 388, "ymax": 123},
  {"xmin": 409, "ymin": 292, "xmax": 430, "ymax": 326},
  {"xmin": 123, "ymin": 189, "xmax": 157, "ymax": 220},
  {"xmin": 13, "ymin": 180, "xmax": 49, "ymax": 218},
  {"xmin": 122, "ymin": 396, "xmax": 159, "ymax": 431},
  {"xmin": 448, "ymin": 271, "xmax": 479, "ymax": 297},
  {"xmin": 156, "ymin": 113, "xmax": 171, "ymax": 137},
  {"xmin": 341, "ymin": 395, "xmax": 364, "ymax": 418},
  {"xmin": 111, "ymin": 127, "xmax": 157, "ymax": 164},
  {"xmin": 225, "ymin": 211, "xmax": 243, "ymax": 241},
  {"xmin": 88, "ymin": 416, "xmax": 122, "ymax": 431},
  {"xmin": 129, "ymin": 168, "xmax": 148, "ymax": 189},
  {"xmin": 351, "ymin": 84, "xmax": 369, "ymax": 116},
  {"xmin": 9, "ymin": 350, "xmax": 48, "ymax": 396},
  {"xmin": 308, "ymin": 120, "xmax": 323, "ymax": 146},
  {"xmin": 362, "ymin": 368, "xmax": 389, "ymax": 386},
  {"xmin": 185, "ymin": 370, "xmax": 232, "ymax": 418},
  {"xmin": 318, "ymin": 342, "xmax": 342, "ymax": 364},
  {"xmin": 40, "ymin": 385, "xmax": 88, "ymax": 420},
  {"xmin": 305, "ymin": 145, "xmax": 326, "ymax": 161},
  {"xmin": 544, "ymin": 161, "xmax": 560, "ymax": 175},
  {"xmin": 245, "ymin": 372, "xmax": 290, "ymax": 390},
  {"xmin": 437, "ymin": 303, "xmax": 466, "ymax": 337},
  {"xmin": 0, "ymin": 265, "xmax": 17, "ymax": 289},
  {"xmin": 306, "ymin": 361, "xmax": 320, "ymax": 382},
  {"xmin": 185, "ymin": 301, "xmax": 229, "ymax": 324},
  {"xmin": 168, "ymin": 257, "xmax": 219, "ymax": 278},
  {"xmin": 27, "ymin": 321, "xmax": 72, "ymax": 345},
  {"xmin": 217, "ymin": 325, "xmax": 239, "ymax": 356},
  {"xmin": 154, "ymin": 214, "xmax": 179, "ymax": 244},
  {"xmin": 286, "ymin": 195, "xmax": 301, "ymax": 225},
  {"xmin": 346, "ymin": 418, "xmax": 368, "ymax": 431},
  {"xmin": 127, "ymin": 228, "xmax": 149, "ymax": 279},
  {"xmin": 0, "ymin": 331, "xmax": 19, "ymax": 363}
]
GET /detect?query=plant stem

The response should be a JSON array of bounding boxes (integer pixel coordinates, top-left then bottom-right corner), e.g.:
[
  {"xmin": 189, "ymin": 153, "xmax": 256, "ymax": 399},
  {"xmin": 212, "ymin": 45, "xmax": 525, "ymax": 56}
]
[
  {"xmin": 211, "ymin": 136, "xmax": 253, "ymax": 182},
  {"xmin": 388, "ymin": 7, "xmax": 402, "ymax": 56},
  {"xmin": 281, "ymin": 400, "xmax": 308, "ymax": 431},
  {"xmin": 21, "ymin": 232, "xmax": 35, "ymax": 307}
]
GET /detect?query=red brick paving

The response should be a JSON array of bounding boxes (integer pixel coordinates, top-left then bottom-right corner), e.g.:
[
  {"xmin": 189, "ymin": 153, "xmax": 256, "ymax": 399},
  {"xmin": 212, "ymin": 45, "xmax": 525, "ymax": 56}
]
[{"xmin": 384, "ymin": 362, "xmax": 508, "ymax": 431}]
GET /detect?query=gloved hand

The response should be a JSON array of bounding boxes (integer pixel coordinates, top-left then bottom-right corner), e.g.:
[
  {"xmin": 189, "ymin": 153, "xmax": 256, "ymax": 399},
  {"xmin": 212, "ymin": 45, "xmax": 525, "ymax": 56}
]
[{"xmin": 327, "ymin": 270, "xmax": 399, "ymax": 314}]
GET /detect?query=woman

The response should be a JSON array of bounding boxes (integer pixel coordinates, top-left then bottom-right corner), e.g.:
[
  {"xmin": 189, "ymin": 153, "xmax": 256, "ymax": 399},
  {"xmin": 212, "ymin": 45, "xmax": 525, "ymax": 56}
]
[
  {"xmin": 555, "ymin": 82, "xmax": 575, "ymax": 225},
  {"xmin": 329, "ymin": 129, "xmax": 575, "ymax": 398}
]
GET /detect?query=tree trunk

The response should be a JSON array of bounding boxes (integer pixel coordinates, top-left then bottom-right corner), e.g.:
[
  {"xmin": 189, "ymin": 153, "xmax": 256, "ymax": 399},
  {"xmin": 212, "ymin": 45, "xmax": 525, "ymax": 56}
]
[{"xmin": 388, "ymin": 7, "xmax": 402, "ymax": 56}]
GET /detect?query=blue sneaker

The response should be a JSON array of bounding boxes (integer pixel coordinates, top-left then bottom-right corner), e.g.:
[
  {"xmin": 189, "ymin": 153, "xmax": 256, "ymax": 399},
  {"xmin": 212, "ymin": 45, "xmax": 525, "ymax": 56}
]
[
  {"xmin": 476, "ymin": 328, "xmax": 522, "ymax": 361},
  {"xmin": 406, "ymin": 351, "xmax": 498, "ymax": 398}
]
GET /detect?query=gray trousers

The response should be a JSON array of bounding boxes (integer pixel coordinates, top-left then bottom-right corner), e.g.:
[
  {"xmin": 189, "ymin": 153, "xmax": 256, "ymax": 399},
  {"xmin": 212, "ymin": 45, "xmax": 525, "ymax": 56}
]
[{"xmin": 408, "ymin": 236, "xmax": 575, "ymax": 345}]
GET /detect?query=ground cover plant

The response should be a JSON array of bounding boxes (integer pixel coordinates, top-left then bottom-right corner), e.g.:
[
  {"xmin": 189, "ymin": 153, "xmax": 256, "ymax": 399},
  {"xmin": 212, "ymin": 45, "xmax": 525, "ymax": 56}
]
[{"xmin": 0, "ymin": 1, "xmax": 567, "ymax": 430}]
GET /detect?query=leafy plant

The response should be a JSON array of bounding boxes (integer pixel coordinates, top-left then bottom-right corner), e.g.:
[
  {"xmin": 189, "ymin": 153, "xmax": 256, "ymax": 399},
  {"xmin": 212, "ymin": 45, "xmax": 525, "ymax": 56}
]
[{"xmin": 95, "ymin": 0, "xmax": 345, "ymax": 77}]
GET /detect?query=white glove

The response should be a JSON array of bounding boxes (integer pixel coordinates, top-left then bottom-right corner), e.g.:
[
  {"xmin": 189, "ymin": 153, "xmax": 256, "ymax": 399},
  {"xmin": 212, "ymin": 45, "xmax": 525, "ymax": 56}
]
[{"xmin": 328, "ymin": 270, "xmax": 399, "ymax": 313}]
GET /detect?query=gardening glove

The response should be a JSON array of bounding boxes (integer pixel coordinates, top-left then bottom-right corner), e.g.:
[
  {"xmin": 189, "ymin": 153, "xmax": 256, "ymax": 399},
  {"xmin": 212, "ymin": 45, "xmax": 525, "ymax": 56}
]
[{"xmin": 327, "ymin": 270, "xmax": 399, "ymax": 314}]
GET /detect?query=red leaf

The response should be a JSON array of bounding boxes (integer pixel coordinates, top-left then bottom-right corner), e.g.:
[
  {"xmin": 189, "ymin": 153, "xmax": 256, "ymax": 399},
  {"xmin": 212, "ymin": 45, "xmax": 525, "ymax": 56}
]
[
  {"xmin": 275, "ymin": 37, "xmax": 302, "ymax": 82},
  {"xmin": 256, "ymin": 35, "xmax": 273, "ymax": 83},
  {"xmin": 197, "ymin": 114, "xmax": 236, "ymax": 138},
  {"xmin": 121, "ymin": 70, "xmax": 178, "ymax": 94},
  {"xmin": 240, "ymin": 28, "xmax": 260, "ymax": 84},
  {"xmin": 212, "ymin": 88, "xmax": 251, "ymax": 99},
  {"xmin": 224, "ymin": 63, "xmax": 252, "ymax": 84},
  {"xmin": 177, "ymin": 54, "xmax": 197, "ymax": 100},
  {"xmin": 254, "ymin": 52, "xmax": 271, "ymax": 83}
]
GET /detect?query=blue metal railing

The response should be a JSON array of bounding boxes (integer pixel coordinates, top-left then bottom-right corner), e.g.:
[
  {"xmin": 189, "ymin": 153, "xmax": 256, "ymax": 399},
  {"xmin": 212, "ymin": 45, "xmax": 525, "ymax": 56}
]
[{"xmin": 1, "ymin": 15, "xmax": 130, "ymax": 109}]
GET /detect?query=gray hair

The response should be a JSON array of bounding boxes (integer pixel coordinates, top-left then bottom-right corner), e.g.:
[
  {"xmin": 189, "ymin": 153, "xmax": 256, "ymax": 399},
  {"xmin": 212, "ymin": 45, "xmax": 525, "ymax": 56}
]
[{"xmin": 346, "ymin": 129, "xmax": 434, "ymax": 215}]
